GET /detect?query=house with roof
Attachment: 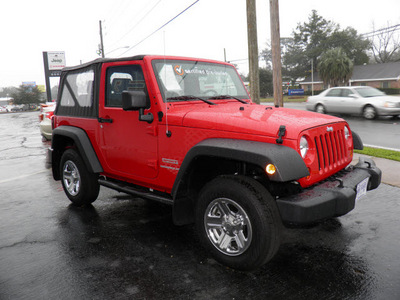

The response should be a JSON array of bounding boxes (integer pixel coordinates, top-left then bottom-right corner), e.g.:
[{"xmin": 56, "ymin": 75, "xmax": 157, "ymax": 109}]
[
  {"xmin": 0, "ymin": 97, "xmax": 13, "ymax": 106},
  {"xmin": 300, "ymin": 61, "xmax": 400, "ymax": 92}
]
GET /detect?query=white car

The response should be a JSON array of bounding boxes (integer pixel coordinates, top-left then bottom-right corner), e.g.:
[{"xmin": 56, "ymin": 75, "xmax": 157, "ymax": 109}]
[
  {"xmin": 39, "ymin": 103, "xmax": 56, "ymax": 140},
  {"xmin": 306, "ymin": 86, "xmax": 400, "ymax": 119}
]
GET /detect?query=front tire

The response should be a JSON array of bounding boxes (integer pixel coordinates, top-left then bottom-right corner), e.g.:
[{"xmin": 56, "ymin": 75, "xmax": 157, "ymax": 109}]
[
  {"xmin": 60, "ymin": 149, "xmax": 99, "ymax": 206},
  {"xmin": 195, "ymin": 175, "xmax": 282, "ymax": 271},
  {"xmin": 363, "ymin": 105, "xmax": 377, "ymax": 120}
]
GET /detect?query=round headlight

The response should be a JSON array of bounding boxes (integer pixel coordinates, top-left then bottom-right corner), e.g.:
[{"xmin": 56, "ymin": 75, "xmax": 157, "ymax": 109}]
[
  {"xmin": 344, "ymin": 126, "xmax": 350, "ymax": 140},
  {"xmin": 300, "ymin": 136, "xmax": 309, "ymax": 158}
]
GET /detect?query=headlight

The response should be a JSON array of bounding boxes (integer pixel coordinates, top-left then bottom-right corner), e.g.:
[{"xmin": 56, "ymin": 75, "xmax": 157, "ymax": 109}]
[
  {"xmin": 384, "ymin": 101, "xmax": 396, "ymax": 108},
  {"xmin": 300, "ymin": 136, "xmax": 309, "ymax": 158},
  {"xmin": 344, "ymin": 126, "xmax": 350, "ymax": 140}
]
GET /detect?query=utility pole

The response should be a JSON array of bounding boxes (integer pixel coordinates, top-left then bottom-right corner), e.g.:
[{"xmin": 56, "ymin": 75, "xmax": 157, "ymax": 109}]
[
  {"xmin": 311, "ymin": 59, "xmax": 314, "ymax": 96},
  {"xmin": 269, "ymin": 0, "xmax": 283, "ymax": 107},
  {"xmin": 99, "ymin": 20, "xmax": 105, "ymax": 58},
  {"xmin": 246, "ymin": 0, "xmax": 260, "ymax": 104}
]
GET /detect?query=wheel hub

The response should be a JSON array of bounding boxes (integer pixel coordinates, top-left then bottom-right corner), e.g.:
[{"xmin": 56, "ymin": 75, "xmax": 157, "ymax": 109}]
[
  {"xmin": 204, "ymin": 198, "xmax": 252, "ymax": 256},
  {"xmin": 222, "ymin": 214, "xmax": 243, "ymax": 235}
]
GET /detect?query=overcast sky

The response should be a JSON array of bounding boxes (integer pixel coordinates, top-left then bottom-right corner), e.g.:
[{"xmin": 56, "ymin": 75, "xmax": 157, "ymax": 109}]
[{"xmin": 1, "ymin": 0, "xmax": 399, "ymax": 89}]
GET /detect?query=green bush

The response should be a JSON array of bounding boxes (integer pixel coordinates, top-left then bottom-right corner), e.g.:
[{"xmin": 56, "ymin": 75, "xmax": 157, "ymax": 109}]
[
  {"xmin": 303, "ymin": 90, "xmax": 323, "ymax": 96},
  {"xmin": 378, "ymin": 88, "xmax": 400, "ymax": 95}
]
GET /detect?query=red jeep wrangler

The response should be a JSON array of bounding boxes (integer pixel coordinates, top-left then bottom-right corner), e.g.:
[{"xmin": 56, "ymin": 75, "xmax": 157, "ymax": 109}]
[{"xmin": 50, "ymin": 55, "xmax": 381, "ymax": 270}]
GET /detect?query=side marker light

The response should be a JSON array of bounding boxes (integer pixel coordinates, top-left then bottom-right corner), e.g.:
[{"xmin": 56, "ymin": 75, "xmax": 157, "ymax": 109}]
[{"xmin": 266, "ymin": 164, "xmax": 276, "ymax": 175}]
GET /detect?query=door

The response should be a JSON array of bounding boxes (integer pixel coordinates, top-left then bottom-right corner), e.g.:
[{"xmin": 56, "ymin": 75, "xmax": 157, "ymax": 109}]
[
  {"xmin": 323, "ymin": 88, "xmax": 343, "ymax": 113},
  {"xmin": 338, "ymin": 88, "xmax": 361, "ymax": 114},
  {"xmin": 98, "ymin": 62, "xmax": 158, "ymax": 179}
]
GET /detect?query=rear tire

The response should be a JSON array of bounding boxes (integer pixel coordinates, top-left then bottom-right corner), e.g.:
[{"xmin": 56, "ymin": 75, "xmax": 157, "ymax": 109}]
[
  {"xmin": 195, "ymin": 175, "xmax": 282, "ymax": 271},
  {"xmin": 60, "ymin": 149, "xmax": 99, "ymax": 206},
  {"xmin": 315, "ymin": 104, "xmax": 326, "ymax": 114}
]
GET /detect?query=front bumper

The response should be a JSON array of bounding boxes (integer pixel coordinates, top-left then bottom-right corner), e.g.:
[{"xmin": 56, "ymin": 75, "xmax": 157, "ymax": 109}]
[
  {"xmin": 276, "ymin": 157, "xmax": 381, "ymax": 225},
  {"xmin": 377, "ymin": 106, "xmax": 400, "ymax": 116}
]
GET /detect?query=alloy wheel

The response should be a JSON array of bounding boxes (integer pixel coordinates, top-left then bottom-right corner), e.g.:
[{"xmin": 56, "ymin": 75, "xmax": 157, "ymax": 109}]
[
  {"xmin": 62, "ymin": 160, "xmax": 81, "ymax": 196},
  {"xmin": 204, "ymin": 198, "xmax": 253, "ymax": 256}
]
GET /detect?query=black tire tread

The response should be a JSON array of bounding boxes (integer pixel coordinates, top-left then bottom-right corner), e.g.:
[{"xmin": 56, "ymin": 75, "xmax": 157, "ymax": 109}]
[
  {"xmin": 196, "ymin": 175, "xmax": 282, "ymax": 271},
  {"xmin": 60, "ymin": 149, "xmax": 99, "ymax": 206}
]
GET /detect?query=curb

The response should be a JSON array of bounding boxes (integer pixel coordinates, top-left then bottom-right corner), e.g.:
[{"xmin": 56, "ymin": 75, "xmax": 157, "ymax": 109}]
[{"xmin": 352, "ymin": 153, "xmax": 400, "ymax": 188}]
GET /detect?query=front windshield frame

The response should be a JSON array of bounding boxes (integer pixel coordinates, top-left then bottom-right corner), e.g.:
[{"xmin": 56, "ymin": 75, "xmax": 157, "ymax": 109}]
[
  {"xmin": 354, "ymin": 87, "xmax": 385, "ymax": 98},
  {"xmin": 151, "ymin": 59, "xmax": 249, "ymax": 102}
]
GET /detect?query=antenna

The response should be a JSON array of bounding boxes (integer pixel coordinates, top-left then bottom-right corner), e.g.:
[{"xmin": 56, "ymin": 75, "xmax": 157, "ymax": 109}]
[{"xmin": 163, "ymin": 31, "xmax": 171, "ymax": 137}]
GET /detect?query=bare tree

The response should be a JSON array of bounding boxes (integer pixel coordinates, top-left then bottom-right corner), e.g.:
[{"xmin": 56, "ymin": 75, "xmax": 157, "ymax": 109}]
[{"xmin": 369, "ymin": 22, "xmax": 400, "ymax": 63}]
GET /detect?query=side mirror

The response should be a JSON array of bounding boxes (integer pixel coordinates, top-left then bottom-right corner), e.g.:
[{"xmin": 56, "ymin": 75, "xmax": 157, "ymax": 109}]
[
  {"xmin": 348, "ymin": 93, "xmax": 357, "ymax": 98},
  {"xmin": 122, "ymin": 90, "xmax": 153, "ymax": 123},
  {"xmin": 122, "ymin": 90, "xmax": 147, "ymax": 111}
]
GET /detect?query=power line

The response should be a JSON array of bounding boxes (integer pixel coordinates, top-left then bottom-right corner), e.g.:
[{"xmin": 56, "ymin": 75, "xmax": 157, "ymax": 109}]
[
  {"xmin": 119, "ymin": 0, "xmax": 200, "ymax": 56},
  {"xmin": 227, "ymin": 24, "xmax": 400, "ymax": 66},
  {"xmin": 108, "ymin": 0, "xmax": 163, "ymax": 49},
  {"xmin": 362, "ymin": 24, "xmax": 400, "ymax": 39},
  {"xmin": 361, "ymin": 24, "xmax": 400, "ymax": 38}
]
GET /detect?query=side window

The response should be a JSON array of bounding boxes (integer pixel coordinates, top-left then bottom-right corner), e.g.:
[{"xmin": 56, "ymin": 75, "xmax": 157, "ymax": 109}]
[
  {"xmin": 341, "ymin": 89, "xmax": 352, "ymax": 97},
  {"xmin": 57, "ymin": 67, "xmax": 95, "ymax": 117},
  {"xmin": 106, "ymin": 65, "xmax": 147, "ymax": 107},
  {"xmin": 326, "ymin": 89, "xmax": 341, "ymax": 97}
]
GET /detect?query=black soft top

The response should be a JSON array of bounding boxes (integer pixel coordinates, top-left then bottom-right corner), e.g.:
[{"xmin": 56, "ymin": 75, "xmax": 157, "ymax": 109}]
[{"xmin": 61, "ymin": 55, "xmax": 146, "ymax": 72}]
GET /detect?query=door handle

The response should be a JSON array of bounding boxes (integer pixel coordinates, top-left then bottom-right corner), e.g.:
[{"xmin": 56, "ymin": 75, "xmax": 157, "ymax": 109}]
[{"xmin": 98, "ymin": 117, "xmax": 113, "ymax": 123}]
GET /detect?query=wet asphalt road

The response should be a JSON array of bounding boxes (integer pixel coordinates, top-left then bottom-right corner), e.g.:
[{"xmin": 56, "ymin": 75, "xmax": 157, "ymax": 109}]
[{"xmin": 1, "ymin": 112, "xmax": 400, "ymax": 300}]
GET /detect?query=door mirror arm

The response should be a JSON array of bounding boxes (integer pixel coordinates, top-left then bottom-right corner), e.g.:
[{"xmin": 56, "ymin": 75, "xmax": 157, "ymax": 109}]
[{"xmin": 139, "ymin": 108, "xmax": 154, "ymax": 123}]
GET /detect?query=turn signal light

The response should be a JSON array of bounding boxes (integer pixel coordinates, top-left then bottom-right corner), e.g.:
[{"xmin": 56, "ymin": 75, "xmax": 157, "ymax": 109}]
[{"xmin": 266, "ymin": 164, "xmax": 276, "ymax": 175}]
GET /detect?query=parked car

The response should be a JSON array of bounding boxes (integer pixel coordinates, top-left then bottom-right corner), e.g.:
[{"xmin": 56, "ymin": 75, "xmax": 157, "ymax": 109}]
[
  {"xmin": 306, "ymin": 86, "xmax": 400, "ymax": 119},
  {"xmin": 39, "ymin": 103, "xmax": 56, "ymax": 140},
  {"xmin": 0, "ymin": 106, "xmax": 8, "ymax": 113}
]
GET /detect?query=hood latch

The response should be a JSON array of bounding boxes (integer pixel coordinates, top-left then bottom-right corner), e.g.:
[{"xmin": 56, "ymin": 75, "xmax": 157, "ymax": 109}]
[{"xmin": 276, "ymin": 125, "xmax": 286, "ymax": 144}]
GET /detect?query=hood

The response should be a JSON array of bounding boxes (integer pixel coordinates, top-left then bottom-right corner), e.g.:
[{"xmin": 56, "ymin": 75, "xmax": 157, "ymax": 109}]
[{"xmin": 172, "ymin": 103, "xmax": 344, "ymax": 139}]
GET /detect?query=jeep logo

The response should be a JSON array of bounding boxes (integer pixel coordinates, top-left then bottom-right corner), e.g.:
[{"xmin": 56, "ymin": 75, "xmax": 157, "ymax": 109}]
[{"xmin": 326, "ymin": 126, "xmax": 333, "ymax": 132}]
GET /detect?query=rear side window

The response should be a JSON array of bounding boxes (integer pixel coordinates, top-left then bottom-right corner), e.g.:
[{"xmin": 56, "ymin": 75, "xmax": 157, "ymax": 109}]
[
  {"xmin": 57, "ymin": 66, "xmax": 96, "ymax": 117},
  {"xmin": 326, "ymin": 89, "xmax": 341, "ymax": 97},
  {"xmin": 341, "ymin": 89, "xmax": 352, "ymax": 97},
  {"xmin": 106, "ymin": 65, "xmax": 148, "ymax": 107}
]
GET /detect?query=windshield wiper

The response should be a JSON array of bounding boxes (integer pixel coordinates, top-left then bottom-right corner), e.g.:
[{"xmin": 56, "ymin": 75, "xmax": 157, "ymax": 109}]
[
  {"xmin": 166, "ymin": 95, "xmax": 216, "ymax": 105},
  {"xmin": 209, "ymin": 95, "xmax": 248, "ymax": 104}
]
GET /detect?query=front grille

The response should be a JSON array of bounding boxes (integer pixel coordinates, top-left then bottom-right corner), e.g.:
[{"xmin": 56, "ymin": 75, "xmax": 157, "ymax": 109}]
[{"xmin": 314, "ymin": 128, "xmax": 347, "ymax": 172}]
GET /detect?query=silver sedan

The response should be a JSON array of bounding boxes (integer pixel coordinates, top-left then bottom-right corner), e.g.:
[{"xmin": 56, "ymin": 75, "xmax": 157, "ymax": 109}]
[{"xmin": 306, "ymin": 86, "xmax": 400, "ymax": 119}]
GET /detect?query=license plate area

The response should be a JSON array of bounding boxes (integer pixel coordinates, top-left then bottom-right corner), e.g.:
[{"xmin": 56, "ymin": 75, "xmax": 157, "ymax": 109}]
[{"xmin": 356, "ymin": 177, "xmax": 369, "ymax": 202}]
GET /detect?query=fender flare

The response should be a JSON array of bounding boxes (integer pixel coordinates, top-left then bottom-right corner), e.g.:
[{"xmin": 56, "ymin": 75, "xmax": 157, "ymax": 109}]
[
  {"xmin": 352, "ymin": 130, "xmax": 363, "ymax": 150},
  {"xmin": 51, "ymin": 126, "xmax": 103, "ymax": 179},
  {"xmin": 171, "ymin": 138, "xmax": 309, "ymax": 199}
]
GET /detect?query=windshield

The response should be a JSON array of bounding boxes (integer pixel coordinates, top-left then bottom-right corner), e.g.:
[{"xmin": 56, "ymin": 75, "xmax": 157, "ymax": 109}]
[
  {"xmin": 354, "ymin": 87, "xmax": 385, "ymax": 98},
  {"xmin": 152, "ymin": 60, "xmax": 249, "ymax": 102}
]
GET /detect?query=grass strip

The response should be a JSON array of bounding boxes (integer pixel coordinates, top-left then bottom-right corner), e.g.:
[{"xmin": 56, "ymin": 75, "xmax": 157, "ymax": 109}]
[
  {"xmin": 260, "ymin": 96, "xmax": 307, "ymax": 103},
  {"xmin": 354, "ymin": 146, "xmax": 400, "ymax": 162}
]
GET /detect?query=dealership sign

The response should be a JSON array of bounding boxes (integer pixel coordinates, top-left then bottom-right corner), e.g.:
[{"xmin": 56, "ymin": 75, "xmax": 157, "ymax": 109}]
[
  {"xmin": 43, "ymin": 51, "xmax": 66, "ymax": 101},
  {"xmin": 47, "ymin": 51, "xmax": 66, "ymax": 70},
  {"xmin": 288, "ymin": 89, "xmax": 305, "ymax": 96}
]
